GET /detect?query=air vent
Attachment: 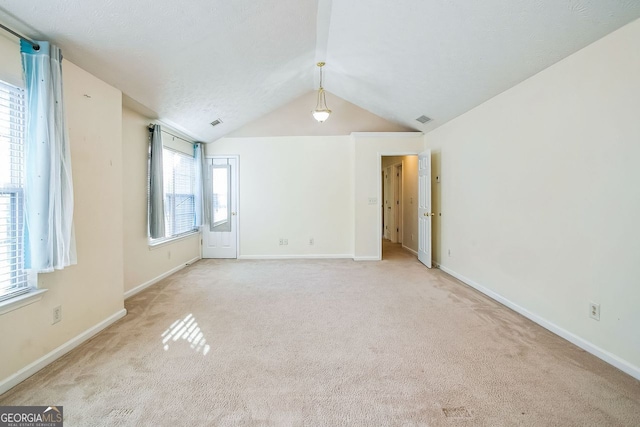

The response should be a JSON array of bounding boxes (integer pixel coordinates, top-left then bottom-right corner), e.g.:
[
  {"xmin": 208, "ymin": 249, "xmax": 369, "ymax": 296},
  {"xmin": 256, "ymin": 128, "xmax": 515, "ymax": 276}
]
[
  {"xmin": 416, "ymin": 115, "xmax": 432, "ymax": 124},
  {"xmin": 210, "ymin": 119, "xmax": 223, "ymax": 127}
]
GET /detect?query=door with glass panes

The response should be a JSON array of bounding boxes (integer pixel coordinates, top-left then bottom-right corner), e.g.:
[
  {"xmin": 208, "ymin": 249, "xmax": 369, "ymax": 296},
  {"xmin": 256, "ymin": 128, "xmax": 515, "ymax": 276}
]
[{"xmin": 202, "ymin": 156, "xmax": 238, "ymax": 258}]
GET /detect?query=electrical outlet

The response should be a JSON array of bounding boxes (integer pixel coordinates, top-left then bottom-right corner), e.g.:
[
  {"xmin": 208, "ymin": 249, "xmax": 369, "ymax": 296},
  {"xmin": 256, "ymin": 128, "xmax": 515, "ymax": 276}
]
[
  {"xmin": 279, "ymin": 239, "xmax": 283, "ymax": 246},
  {"xmin": 52, "ymin": 305, "xmax": 62, "ymax": 324},
  {"xmin": 448, "ymin": 249, "xmax": 451, "ymax": 257},
  {"xmin": 589, "ymin": 302, "xmax": 600, "ymax": 321},
  {"xmin": 309, "ymin": 238, "xmax": 314, "ymax": 245},
  {"xmin": 283, "ymin": 239, "xmax": 288, "ymax": 245}
]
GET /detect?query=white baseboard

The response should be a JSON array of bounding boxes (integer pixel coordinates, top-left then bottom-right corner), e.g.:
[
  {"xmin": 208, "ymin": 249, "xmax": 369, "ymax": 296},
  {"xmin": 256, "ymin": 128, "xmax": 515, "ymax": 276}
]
[
  {"xmin": 437, "ymin": 264, "xmax": 640, "ymax": 381},
  {"xmin": 402, "ymin": 245, "xmax": 418, "ymax": 256},
  {"xmin": 354, "ymin": 256, "xmax": 380, "ymax": 261},
  {"xmin": 124, "ymin": 256, "xmax": 201, "ymax": 299},
  {"xmin": 0, "ymin": 308, "xmax": 127, "ymax": 395},
  {"xmin": 238, "ymin": 254, "xmax": 353, "ymax": 260}
]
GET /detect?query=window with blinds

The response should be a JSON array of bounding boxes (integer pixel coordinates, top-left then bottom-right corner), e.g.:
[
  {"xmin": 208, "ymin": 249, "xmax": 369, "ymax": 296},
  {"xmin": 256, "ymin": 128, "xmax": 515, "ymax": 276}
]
[
  {"xmin": 0, "ymin": 80, "xmax": 29, "ymax": 302},
  {"xmin": 159, "ymin": 147, "xmax": 197, "ymax": 239}
]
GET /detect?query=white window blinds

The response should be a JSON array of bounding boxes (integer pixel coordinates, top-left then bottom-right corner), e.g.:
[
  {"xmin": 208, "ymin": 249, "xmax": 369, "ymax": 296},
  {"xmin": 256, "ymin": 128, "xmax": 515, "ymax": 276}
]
[
  {"xmin": 162, "ymin": 148, "xmax": 197, "ymax": 238},
  {"xmin": 0, "ymin": 80, "xmax": 29, "ymax": 301}
]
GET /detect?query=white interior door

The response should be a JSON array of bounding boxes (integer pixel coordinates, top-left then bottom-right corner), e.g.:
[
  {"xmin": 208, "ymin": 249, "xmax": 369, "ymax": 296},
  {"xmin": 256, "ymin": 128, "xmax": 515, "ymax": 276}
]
[
  {"xmin": 395, "ymin": 164, "xmax": 402, "ymax": 244},
  {"xmin": 383, "ymin": 167, "xmax": 392, "ymax": 240},
  {"xmin": 203, "ymin": 157, "xmax": 238, "ymax": 258},
  {"xmin": 418, "ymin": 151, "xmax": 432, "ymax": 268}
]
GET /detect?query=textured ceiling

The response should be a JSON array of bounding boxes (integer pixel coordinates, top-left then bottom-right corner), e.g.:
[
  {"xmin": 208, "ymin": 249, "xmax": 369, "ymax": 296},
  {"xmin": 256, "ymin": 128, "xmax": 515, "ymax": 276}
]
[{"xmin": 1, "ymin": 0, "xmax": 640, "ymax": 142}]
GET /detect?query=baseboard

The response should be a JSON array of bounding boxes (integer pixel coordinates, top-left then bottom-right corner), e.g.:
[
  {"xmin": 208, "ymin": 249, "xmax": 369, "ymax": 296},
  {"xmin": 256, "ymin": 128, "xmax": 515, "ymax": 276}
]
[
  {"xmin": 124, "ymin": 256, "xmax": 201, "ymax": 299},
  {"xmin": 401, "ymin": 245, "xmax": 418, "ymax": 256},
  {"xmin": 238, "ymin": 254, "xmax": 353, "ymax": 260},
  {"xmin": 0, "ymin": 308, "xmax": 127, "ymax": 395},
  {"xmin": 353, "ymin": 256, "xmax": 380, "ymax": 261},
  {"xmin": 437, "ymin": 264, "xmax": 640, "ymax": 381}
]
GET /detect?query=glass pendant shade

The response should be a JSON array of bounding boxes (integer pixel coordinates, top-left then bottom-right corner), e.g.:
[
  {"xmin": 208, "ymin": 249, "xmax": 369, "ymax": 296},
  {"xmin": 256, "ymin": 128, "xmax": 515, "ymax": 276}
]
[{"xmin": 312, "ymin": 63, "xmax": 331, "ymax": 122}]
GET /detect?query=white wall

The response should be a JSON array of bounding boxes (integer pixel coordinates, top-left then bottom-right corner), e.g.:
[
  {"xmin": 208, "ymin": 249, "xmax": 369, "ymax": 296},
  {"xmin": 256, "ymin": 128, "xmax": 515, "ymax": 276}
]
[
  {"xmin": 354, "ymin": 134, "xmax": 424, "ymax": 260},
  {"xmin": 425, "ymin": 18, "xmax": 640, "ymax": 377},
  {"xmin": 205, "ymin": 136, "xmax": 354, "ymax": 257},
  {"xmin": 122, "ymin": 107, "xmax": 201, "ymax": 295},
  {"xmin": 0, "ymin": 36, "xmax": 125, "ymax": 385}
]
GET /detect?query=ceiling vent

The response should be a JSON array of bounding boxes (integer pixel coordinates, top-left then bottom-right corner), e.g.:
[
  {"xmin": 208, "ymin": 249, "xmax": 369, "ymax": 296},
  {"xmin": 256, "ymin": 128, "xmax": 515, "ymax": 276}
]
[
  {"xmin": 210, "ymin": 119, "xmax": 223, "ymax": 127},
  {"xmin": 416, "ymin": 115, "xmax": 432, "ymax": 124}
]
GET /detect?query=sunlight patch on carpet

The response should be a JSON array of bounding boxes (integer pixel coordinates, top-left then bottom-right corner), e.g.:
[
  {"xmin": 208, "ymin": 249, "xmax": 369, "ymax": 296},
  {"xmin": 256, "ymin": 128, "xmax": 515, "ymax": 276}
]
[{"xmin": 161, "ymin": 313, "xmax": 211, "ymax": 355}]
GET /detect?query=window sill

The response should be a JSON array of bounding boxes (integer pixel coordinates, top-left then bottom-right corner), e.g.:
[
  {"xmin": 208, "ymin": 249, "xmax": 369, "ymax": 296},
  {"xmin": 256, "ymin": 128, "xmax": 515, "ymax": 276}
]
[
  {"xmin": 148, "ymin": 229, "xmax": 200, "ymax": 250},
  {"xmin": 0, "ymin": 288, "xmax": 48, "ymax": 316}
]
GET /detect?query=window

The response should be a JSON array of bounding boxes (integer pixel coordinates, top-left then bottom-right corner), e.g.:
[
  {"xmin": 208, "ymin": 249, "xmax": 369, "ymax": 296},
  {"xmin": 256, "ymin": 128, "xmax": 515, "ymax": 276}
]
[
  {"xmin": 0, "ymin": 80, "xmax": 28, "ymax": 301},
  {"xmin": 163, "ymin": 148, "xmax": 196, "ymax": 236},
  {"xmin": 149, "ymin": 146, "xmax": 197, "ymax": 243},
  {"xmin": 211, "ymin": 164, "xmax": 231, "ymax": 231}
]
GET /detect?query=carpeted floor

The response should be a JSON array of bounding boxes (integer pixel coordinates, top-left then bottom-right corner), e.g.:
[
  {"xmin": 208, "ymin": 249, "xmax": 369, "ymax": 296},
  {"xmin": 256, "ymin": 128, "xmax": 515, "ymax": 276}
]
[{"xmin": 1, "ymin": 241, "xmax": 639, "ymax": 426}]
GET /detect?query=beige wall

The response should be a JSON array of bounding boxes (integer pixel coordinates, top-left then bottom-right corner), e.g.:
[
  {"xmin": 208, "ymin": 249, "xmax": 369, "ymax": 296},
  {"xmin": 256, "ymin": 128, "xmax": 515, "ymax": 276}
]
[
  {"xmin": 228, "ymin": 91, "xmax": 414, "ymax": 138},
  {"xmin": 401, "ymin": 156, "xmax": 418, "ymax": 253},
  {"xmin": 425, "ymin": 18, "xmax": 640, "ymax": 376},
  {"xmin": 121, "ymin": 107, "xmax": 201, "ymax": 294},
  {"xmin": 205, "ymin": 136, "xmax": 354, "ymax": 257},
  {"xmin": 0, "ymin": 37, "xmax": 125, "ymax": 383},
  {"xmin": 205, "ymin": 133, "xmax": 423, "ymax": 259}
]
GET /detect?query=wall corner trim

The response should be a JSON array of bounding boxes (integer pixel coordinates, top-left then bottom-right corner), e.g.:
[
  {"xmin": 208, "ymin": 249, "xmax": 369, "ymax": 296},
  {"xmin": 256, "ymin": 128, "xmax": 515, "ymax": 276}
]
[
  {"xmin": 124, "ymin": 256, "xmax": 201, "ymax": 299},
  {"xmin": 0, "ymin": 308, "xmax": 127, "ymax": 395},
  {"xmin": 437, "ymin": 264, "xmax": 640, "ymax": 381}
]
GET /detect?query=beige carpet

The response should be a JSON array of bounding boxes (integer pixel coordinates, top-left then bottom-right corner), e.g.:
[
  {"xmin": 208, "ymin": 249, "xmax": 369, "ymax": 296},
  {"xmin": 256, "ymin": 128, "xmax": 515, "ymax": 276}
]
[{"xmin": 1, "ymin": 241, "xmax": 639, "ymax": 426}]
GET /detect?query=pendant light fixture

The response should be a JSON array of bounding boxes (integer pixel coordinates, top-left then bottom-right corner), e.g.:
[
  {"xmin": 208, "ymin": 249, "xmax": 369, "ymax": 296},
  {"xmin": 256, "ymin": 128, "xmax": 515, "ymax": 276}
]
[{"xmin": 312, "ymin": 62, "xmax": 331, "ymax": 123}]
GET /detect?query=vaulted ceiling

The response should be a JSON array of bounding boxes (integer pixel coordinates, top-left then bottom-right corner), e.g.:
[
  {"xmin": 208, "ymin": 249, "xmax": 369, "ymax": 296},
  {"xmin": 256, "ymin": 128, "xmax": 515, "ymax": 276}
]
[{"xmin": 1, "ymin": 0, "xmax": 640, "ymax": 142}]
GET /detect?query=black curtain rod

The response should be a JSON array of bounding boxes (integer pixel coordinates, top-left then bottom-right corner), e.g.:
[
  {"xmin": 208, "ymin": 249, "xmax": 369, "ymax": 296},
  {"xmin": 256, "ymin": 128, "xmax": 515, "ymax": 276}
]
[
  {"xmin": 0, "ymin": 22, "xmax": 40, "ymax": 50},
  {"xmin": 148, "ymin": 124, "xmax": 195, "ymax": 145}
]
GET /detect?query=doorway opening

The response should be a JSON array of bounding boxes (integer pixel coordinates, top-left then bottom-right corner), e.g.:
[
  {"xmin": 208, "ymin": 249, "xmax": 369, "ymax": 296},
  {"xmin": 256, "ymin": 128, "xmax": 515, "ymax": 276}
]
[{"xmin": 381, "ymin": 155, "xmax": 418, "ymax": 260}]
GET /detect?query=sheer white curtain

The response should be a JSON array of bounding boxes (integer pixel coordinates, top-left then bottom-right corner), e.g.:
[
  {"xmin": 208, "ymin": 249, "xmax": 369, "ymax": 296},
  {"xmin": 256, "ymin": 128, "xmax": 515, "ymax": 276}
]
[
  {"xmin": 194, "ymin": 142, "xmax": 209, "ymax": 229},
  {"xmin": 21, "ymin": 40, "xmax": 76, "ymax": 272}
]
